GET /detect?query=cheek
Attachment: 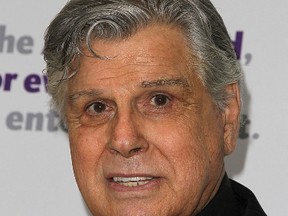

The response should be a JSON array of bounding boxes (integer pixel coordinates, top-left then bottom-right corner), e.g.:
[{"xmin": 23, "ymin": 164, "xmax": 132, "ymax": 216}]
[
  {"xmin": 150, "ymin": 100, "xmax": 224, "ymax": 170},
  {"xmin": 144, "ymin": 117, "xmax": 211, "ymax": 180},
  {"xmin": 201, "ymin": 108, "xmax": 226, "ymax": 164},
  {"xmin": 143, "ymin": 119, "xmax": 214, "ymax": 210},
  {"xmin": 68, "ymin": 127, "xmax": 107, "ymax": 179},
  {"xmin": 68, "ymin": 127, "xmax": 112, "ymax": 212}
]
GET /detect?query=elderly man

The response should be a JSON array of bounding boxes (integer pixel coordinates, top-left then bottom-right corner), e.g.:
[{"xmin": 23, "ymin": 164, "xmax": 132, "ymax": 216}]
[{"xmin": 44, "ymin": 0, "xmax": 266, "ymax": 215}]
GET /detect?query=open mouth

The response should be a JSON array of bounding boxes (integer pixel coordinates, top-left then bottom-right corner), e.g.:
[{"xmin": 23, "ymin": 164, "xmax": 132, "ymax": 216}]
[{"xmin": 111, "ymin": 177, "xmax": 155, "ymax": 187}]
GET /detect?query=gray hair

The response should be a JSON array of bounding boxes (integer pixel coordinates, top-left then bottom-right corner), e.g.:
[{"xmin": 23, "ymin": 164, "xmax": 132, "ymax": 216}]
[{"xmin": 44, "ymin": 0, "xmax": 242, "ymax": 119}]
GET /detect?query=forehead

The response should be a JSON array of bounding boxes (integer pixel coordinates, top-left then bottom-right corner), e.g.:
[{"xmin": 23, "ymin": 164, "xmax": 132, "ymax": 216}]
[{"xmin": 70, "ymin": 24, "xmax": 198, "ymax": 88}]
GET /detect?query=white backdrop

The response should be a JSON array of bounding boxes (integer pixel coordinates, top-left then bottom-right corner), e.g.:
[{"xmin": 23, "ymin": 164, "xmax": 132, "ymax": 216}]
[{"xmin": 1, "ymin": 0, "xmax": 287, "ymax": 215}]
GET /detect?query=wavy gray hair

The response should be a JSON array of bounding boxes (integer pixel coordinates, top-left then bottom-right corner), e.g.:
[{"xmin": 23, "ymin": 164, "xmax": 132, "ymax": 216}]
[{"xmin": 44, "ymin": 0, "xmax": 242, "ymax": 119}]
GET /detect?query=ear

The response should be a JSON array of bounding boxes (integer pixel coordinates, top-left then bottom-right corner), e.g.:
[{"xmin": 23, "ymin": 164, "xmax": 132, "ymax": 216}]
[{"xmin": 223, "ymin": 83, "xmax": 241, "ymax": 156}]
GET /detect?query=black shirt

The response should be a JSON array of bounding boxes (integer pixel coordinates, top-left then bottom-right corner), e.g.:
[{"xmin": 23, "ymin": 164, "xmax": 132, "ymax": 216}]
[{"xmin": 197, "ymin": 174, "xmax": 267, "ymax": 216}]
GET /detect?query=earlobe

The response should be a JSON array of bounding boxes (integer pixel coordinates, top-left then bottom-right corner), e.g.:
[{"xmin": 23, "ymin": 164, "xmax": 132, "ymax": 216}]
[{"xmin": 223, "ymin": 83, "xmax": 241, "ymax": 155}]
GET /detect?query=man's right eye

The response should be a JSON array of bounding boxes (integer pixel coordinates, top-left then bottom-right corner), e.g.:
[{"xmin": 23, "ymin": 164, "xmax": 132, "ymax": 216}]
[{"xmin": 86, "ymin": 101, "xmax": 109, "ymax": 115}]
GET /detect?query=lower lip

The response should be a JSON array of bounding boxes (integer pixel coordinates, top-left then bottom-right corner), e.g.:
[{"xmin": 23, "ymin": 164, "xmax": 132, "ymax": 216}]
[{"xmin": 107, "ymin": 178, "xmax": 162, "ymax": 192}]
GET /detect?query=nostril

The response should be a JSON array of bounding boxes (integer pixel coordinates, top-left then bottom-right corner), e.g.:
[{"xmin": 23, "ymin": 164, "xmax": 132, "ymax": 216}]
[{"xmin": 129, "ymin": 147, "xmax": 142, "ymax": 155}]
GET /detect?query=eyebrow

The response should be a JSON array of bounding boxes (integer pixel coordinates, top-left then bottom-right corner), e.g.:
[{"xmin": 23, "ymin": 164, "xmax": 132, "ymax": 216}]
[
  {"xmin": 68, "ymin": 89, "xmax": 102, "ymax": 102},
  {"xmin": 68, "ymin": 78, "xmax": 189, "ymax": 102},
  {"xmin": 141, "ymin": 78, "xmax": 189, "ymax": 88}
]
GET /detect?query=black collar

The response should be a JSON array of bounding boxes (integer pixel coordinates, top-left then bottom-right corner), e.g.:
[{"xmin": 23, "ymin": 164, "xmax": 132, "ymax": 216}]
[{"xmin": 197, "ymin": 174, "xmax": 267, "ymax": 215}]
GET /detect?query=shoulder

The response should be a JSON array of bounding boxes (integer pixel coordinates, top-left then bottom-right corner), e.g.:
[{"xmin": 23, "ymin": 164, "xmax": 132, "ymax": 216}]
[
  {"xmin": 197, "ymin": 175, "xmax": 267, "ymax": 216},
  {"xmin": 230, "ymin": 179, "xmax": 267, "ymax": 216}
]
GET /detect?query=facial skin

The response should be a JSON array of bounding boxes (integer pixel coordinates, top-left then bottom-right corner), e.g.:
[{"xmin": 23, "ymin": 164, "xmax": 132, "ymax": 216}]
[{"xmin": 65, "ymin": 24, "xmax": 240, "ymax": 216}]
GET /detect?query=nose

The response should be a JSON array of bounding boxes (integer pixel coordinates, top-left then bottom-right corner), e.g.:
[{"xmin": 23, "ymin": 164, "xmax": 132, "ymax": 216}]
[{"xmin": 108, "ymin": 110, "xmax": 148, "ymax": 158}]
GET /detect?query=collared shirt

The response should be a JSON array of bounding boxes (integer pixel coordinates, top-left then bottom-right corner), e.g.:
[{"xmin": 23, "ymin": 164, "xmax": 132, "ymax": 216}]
[{"xmin": 197, "ymin": 174, "xmax": 267, "ymax": 216}]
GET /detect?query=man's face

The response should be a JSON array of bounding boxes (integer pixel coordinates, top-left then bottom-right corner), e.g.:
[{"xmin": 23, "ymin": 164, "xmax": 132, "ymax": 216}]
[{"xmin": 65, "ymin": 24, "xmax": 239, "ymax": 216}]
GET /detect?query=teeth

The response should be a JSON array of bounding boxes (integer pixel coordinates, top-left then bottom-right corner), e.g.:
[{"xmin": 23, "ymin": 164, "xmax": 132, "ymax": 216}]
[
  {"xmin": 118, "ymin": 180, "xmax": 150, "ymax": 187},
  {"xmin": 113, "ymin": 177, "xmax": 153, "ymax": 182},
  {"xmin": 112, "ymin": 177, "xmax": 153, "ymax": 187}
]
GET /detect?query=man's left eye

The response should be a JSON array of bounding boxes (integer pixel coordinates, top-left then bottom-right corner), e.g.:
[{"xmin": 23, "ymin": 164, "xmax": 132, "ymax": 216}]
[{"xmin": 151, "ymin": 94, "xmax": 171, "ymax": 107}]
